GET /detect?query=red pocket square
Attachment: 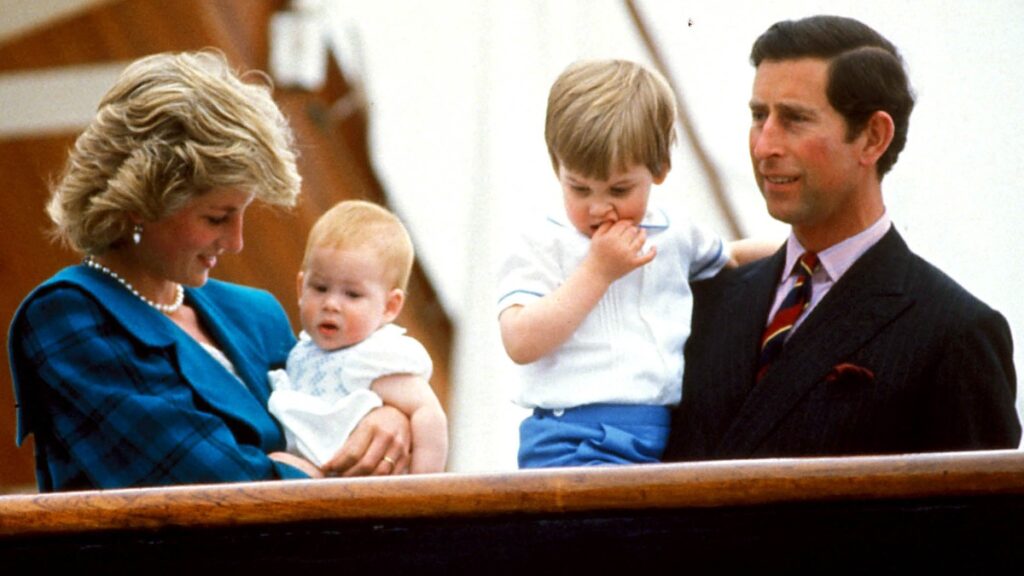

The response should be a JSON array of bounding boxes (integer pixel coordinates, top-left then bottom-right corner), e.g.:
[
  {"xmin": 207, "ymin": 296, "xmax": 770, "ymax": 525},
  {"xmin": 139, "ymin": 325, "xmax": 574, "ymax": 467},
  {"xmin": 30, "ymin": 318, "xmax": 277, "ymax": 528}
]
[{"xmin": 825, "ymin": 363, "xmax": 875, "ymax": 383}]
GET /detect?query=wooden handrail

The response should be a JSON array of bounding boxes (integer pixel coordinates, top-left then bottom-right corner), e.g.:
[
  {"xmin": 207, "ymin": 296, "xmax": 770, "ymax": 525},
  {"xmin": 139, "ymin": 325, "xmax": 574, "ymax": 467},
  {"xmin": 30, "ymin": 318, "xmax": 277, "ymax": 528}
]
[{"xmin": 2, "ymin": 449, "xmax": 1023, "ymax": 537}]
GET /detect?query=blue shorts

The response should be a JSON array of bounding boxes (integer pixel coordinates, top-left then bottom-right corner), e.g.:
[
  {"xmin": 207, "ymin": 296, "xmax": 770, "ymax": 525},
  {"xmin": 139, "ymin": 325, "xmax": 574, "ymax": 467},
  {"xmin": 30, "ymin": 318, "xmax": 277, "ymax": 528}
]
[{"xmin": 517, "ymin": 403, "xmax": 671, "ymax": 469}]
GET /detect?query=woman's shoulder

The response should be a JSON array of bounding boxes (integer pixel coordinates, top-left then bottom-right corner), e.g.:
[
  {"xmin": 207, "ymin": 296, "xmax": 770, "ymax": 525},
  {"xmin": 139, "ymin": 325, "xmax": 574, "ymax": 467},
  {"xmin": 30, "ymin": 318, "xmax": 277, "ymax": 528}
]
[
  {"xmin": 12, "ymin": 265, "xmax": 190, "ymax": 353},
  {"xmin": 13, "ymin": 265, "xmax": 103, "ymax": 324}
]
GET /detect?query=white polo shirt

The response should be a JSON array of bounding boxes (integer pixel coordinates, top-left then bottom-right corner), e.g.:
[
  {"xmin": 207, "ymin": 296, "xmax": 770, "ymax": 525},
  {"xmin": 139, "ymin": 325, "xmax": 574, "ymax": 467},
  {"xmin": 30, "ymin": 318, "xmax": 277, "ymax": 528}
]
[{"xmin": 497, "ymin": 205, "xmax": 729, "ymax": 409}]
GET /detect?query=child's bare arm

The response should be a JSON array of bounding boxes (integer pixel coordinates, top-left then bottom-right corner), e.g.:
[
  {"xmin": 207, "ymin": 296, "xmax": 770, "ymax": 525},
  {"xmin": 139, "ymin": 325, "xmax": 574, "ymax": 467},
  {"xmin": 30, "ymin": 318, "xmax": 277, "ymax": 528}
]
[
  {"xmin": 500, "ymin": 220, "xmax": 655, "ymax": 364},
  {"xmin": 269, "ymin": 451, "xmax": 322, "ymax": 478},
  {"xmin": 725, "ymin": 238, "xmax": 782, "ymax": 268},
  {"xmin": 371, "ymin": 374, "xmax": 448, "ymax": 474}
]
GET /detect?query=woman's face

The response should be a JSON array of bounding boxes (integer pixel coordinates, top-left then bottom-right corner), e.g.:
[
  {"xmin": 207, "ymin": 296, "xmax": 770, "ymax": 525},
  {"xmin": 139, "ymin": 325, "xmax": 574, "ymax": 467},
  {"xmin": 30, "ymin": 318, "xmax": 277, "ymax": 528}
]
[{"xmin": 137, "ymin": 187, "xmax": 255, "ymax": 288}]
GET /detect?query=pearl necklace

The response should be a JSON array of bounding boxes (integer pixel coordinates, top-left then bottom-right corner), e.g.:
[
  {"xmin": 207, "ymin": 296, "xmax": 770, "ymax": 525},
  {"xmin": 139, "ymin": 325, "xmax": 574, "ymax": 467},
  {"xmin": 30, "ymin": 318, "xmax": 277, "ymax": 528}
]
[{"xmin": 83, "ymin": 256, "xmax": 184, "ymax": 314}]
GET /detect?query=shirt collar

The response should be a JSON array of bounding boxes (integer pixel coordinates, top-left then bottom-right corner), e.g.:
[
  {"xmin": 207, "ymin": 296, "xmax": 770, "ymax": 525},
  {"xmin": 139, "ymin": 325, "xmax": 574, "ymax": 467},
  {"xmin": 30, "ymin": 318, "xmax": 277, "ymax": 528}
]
[{"xmin": 783, "ymin": 211, "xmax": 893, "ymax": 282}]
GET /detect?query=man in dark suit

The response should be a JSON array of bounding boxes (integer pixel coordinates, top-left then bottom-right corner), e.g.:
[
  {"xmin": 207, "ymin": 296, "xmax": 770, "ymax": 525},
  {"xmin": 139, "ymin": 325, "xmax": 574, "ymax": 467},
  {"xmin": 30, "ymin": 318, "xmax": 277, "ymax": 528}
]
[{"xmin": 664, "ymin": 15, "xmax": 1021, "ymax": 461}]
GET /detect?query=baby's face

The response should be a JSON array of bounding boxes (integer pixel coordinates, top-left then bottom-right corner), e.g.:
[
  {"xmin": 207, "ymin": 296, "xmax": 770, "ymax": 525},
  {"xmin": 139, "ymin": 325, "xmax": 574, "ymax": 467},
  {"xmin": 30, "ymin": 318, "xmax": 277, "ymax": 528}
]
[
  {"xmin": 558, "ymin": 163, "xmax": 662, "ymax": 237},
  {"xmin": 297, "ymin": 245, "xmax": 399, "ymax": 351}
]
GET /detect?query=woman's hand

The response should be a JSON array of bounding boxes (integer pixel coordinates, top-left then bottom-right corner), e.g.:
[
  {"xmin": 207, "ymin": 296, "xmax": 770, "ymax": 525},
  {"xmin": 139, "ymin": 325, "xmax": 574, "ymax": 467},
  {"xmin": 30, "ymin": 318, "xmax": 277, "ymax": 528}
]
[
  {"xmin": 321, "ymin": 405, "xmax": 411, "ymax": 477},
  {"xmin": 269, "ymin": 451, "xmax": 323, "ymax": 478}
]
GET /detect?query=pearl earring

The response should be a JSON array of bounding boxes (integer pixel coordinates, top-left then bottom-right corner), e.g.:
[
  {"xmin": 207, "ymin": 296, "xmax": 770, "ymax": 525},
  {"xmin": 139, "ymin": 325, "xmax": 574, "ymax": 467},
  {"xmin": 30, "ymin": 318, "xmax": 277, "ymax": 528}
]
[{"xmin": 132, "ymin": 224, "xmax": 143, "ymax": 245}]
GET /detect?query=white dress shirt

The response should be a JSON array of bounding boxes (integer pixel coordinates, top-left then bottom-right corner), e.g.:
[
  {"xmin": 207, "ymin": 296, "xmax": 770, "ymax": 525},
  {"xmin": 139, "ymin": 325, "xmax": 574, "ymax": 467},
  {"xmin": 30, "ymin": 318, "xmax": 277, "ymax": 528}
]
[{"xmin": 767, "ymin": 212, "xmax": 893, "ymax": 335}]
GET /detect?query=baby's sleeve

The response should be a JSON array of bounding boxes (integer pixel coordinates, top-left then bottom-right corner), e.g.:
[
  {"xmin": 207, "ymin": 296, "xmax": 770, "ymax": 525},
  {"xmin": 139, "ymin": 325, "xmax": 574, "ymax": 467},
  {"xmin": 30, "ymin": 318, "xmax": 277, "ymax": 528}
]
[{"xmin": 340, "ymin": 326, "xmax": 433, "ymax": 391}]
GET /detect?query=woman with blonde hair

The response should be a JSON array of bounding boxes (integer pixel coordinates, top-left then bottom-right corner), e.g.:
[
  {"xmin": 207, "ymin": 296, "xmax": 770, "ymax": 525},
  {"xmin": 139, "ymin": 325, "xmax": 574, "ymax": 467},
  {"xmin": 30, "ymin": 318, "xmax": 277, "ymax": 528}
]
[{"xmin": 9, "ymin": 50, "xmax": 408, "ymax": 491}]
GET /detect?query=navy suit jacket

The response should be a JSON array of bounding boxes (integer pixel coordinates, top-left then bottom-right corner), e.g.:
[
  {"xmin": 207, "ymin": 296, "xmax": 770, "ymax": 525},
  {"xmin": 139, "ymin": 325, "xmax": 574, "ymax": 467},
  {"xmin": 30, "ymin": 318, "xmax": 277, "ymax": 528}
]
[
  {"xmin": 9, "ymin": 264, "xmax": 306, "ymax": 491},
  {"xmin": 664, "ymin": 228, "xmax": 1020, "ymax": 460}
]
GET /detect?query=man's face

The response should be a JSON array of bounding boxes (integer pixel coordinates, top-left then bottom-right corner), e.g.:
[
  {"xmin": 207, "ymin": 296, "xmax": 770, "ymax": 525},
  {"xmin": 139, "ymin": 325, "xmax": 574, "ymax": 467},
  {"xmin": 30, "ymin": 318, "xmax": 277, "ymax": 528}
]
[{"xmin": 748, "ymin": 58, "xmax": 875, "ymax": 246}]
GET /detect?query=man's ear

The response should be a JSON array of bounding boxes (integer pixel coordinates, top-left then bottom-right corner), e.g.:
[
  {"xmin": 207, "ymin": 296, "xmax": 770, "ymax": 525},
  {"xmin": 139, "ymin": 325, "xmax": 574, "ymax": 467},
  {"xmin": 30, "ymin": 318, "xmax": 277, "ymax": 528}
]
[
  {"xmin": 383, "ymin": 288, "xmax": 406, "ymax": 324},
  {"xmin": 860, "ymin": 110, "xmax": 895, "ymax": 168}
]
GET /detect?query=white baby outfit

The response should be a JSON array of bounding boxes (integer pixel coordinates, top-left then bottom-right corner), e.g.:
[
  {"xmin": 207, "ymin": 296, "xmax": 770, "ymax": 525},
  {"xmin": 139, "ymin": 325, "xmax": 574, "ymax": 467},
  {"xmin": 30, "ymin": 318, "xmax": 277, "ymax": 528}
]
[{"xmin": 268, "ymin": 323, "xmax": 432, "ymax": 466}]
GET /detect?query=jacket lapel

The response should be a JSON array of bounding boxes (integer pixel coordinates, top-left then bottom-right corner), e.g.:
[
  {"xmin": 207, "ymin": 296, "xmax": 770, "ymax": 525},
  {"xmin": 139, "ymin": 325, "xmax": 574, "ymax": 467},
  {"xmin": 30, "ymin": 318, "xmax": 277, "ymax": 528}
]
[
  {"xmin": 59, "ymin": 265, "xmax": 178, "ymax": 348},
  {"xmin": 172, "ymin": 287, "xmax": 273, "ymax": 432},
  {"xmin": 716, "ymin": 229, "xmax": 914, "ymax": 456},
  {"xmin": 716, "ymin": 249, "xmax": 787, "ymax": 405},
  {"xmin": 186, "ymin": 287, "xmax": 273, "ymax": 404}
]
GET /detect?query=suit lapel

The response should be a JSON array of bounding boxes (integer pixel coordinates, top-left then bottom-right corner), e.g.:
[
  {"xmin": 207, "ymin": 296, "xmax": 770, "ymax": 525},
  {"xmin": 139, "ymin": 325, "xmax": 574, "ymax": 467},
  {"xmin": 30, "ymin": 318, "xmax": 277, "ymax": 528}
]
[
  {"xmin": 719, "ymin": 251, "xmax": 787, "ymax": 402},
  {"xmin": 716, "ymin": 229, "xmax": 915, "ymax": 456}
]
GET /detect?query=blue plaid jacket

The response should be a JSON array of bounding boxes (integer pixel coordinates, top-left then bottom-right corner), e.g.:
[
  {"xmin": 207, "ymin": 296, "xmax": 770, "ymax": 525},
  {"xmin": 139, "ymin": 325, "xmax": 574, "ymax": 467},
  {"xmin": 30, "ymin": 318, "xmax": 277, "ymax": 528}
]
[{"xmin": 9, "ymin": 264, "xmax": 308, "ymax": 491}]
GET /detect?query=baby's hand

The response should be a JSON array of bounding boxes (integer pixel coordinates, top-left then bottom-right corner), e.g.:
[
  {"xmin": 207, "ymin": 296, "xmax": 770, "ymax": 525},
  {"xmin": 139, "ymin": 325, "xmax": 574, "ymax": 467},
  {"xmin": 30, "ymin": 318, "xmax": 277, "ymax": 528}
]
[{"xmin": 585, "ymin": 220, "xmax": 657, "ymax": 283}]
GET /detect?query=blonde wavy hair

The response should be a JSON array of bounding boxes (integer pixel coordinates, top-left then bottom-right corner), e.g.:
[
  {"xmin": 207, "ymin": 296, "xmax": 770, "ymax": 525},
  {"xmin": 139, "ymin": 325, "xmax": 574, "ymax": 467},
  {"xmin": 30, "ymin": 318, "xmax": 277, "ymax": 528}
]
[
  {"xmin": 545, "ymin": 59, "xmax": 676, "ymax": 180},
  {"xmin": 48, "ymin": 49, "xmax": 302, "ymax": 254},
  {"xmin": 303, "ymin": 200, "xmax": 414, "ymax": 292}
]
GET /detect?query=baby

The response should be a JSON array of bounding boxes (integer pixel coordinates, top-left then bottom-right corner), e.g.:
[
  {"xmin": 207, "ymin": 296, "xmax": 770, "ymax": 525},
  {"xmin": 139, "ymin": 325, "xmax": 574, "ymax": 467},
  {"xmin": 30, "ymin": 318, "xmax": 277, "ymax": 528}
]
[{"xmin": 269, "ymin": 200, "xmax": 447, "ymax": 474}]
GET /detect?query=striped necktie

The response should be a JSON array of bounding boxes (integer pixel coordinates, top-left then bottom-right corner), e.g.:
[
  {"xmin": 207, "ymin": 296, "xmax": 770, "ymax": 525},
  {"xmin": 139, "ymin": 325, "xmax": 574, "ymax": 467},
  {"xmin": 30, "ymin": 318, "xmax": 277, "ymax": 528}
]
[{"xmin": 757, "ymin": 252, "xmax": 819, "ymax": 382}]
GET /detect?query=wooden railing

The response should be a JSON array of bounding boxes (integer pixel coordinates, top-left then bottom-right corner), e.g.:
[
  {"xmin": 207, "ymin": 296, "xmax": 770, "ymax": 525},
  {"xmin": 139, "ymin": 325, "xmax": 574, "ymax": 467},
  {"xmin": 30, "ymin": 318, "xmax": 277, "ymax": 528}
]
[{"xmin": 2, "ymin": 450, "xmax": 1023, "ymax": 571}]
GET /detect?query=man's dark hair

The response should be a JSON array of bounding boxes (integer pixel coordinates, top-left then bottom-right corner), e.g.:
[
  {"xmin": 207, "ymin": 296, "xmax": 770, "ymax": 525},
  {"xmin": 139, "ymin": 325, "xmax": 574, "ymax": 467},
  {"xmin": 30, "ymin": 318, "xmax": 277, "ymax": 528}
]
[{"xmin": 751, "ymin": 15, "xmax": 915, "ymax": 179}]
